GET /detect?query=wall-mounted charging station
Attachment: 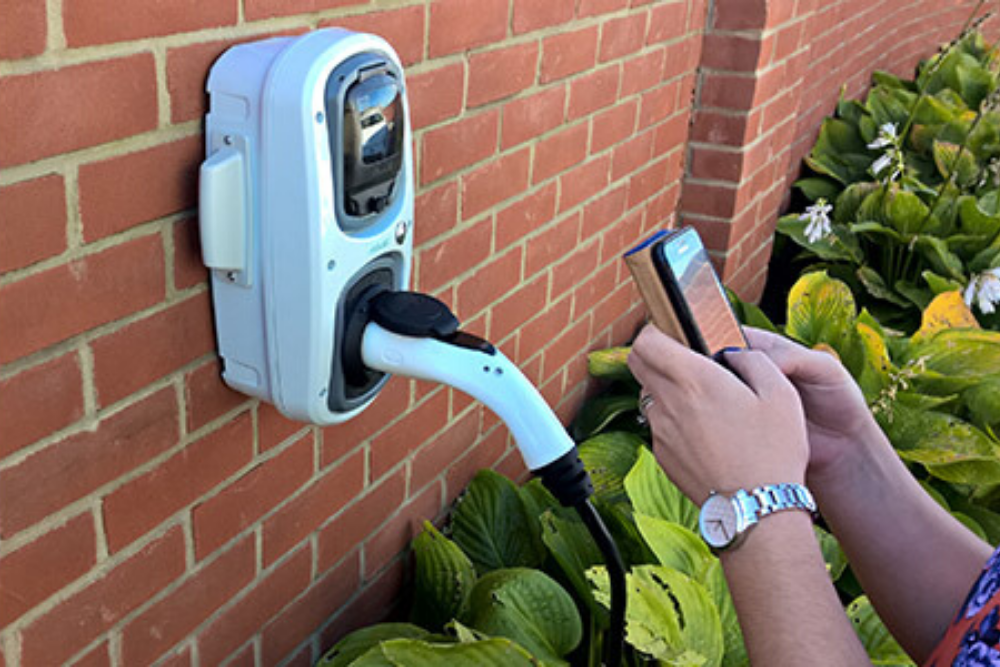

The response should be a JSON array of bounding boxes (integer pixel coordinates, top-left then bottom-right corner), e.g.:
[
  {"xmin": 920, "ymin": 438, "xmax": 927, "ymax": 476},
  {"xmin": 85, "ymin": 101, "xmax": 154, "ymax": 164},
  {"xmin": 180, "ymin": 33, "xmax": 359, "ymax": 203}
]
[
  {"xmin": 200, "ymin": 29, "xmax": 412, "ymax": 425},
  {"xmin": 199, "ymin": 30, "xmax": 625, "ymax": 663}
]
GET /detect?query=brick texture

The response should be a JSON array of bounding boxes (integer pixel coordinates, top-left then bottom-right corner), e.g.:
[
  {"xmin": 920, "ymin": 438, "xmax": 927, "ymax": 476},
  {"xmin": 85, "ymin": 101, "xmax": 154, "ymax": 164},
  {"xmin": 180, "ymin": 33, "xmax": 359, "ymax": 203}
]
[{"xmin": 1, "ymin": 1, "xmax": 987, "ymax": 665}]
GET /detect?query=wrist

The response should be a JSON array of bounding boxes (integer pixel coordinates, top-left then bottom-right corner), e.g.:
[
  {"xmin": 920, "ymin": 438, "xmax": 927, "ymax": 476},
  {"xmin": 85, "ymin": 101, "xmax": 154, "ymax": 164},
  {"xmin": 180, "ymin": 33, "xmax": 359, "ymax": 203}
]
[{"xmin": 807, "ymin": 420, "xmax": 892, "ymax": 502}]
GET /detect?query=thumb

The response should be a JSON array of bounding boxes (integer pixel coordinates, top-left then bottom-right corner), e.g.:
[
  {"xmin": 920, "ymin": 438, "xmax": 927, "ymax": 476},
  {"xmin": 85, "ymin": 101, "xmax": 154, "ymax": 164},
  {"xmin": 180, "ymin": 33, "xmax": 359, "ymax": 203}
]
[{"xmin": 745, "ymin": 328, "xmax": 843, "ymax": 389}]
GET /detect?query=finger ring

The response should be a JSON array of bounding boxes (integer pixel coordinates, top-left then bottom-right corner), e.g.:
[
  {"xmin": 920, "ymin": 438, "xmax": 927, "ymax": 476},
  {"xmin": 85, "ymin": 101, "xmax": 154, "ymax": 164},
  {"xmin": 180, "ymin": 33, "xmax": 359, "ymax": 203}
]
[{"xmin": 637, "ymin": 393, "xmax": 655, "ymax": 425}]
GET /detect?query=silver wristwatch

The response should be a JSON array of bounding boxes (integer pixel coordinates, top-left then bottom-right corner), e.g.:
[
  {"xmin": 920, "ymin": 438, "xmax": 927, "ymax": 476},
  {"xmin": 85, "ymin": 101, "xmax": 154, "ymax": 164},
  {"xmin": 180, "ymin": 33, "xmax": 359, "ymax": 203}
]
[{"xmin": 698, "ymin": 483, "xmax": 816, "ymax": 551}]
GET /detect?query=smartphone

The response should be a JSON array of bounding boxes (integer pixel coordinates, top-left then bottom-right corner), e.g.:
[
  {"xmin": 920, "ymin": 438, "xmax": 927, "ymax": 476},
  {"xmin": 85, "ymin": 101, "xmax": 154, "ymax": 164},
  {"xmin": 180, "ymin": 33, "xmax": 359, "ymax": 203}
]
[{"xmin": 651, "ymin": 227, "xmax": 747, "ymax": 357}]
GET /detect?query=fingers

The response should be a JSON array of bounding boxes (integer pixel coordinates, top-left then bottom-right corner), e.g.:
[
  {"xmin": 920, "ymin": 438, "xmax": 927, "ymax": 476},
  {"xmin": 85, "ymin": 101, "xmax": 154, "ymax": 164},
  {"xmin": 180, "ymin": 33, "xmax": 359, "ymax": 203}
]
[
  {"xmin": 628, "ymin": 324, "xmax": 719, "ymax": 387},
  {"xmin": 743, "ymin": 327, "xmax": 846, "ymax": 388},
  {"xmin": 718, "ymin": 348, "xmax": 797, "ymax": 400}
]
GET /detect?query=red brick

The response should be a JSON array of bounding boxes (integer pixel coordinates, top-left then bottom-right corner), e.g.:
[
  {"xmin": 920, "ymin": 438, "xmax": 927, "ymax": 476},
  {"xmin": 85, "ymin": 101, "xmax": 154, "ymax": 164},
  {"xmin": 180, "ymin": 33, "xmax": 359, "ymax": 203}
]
[
  {"xmin": 261, "ymin": 554, "xmax": 361, "ymax": 665},
  {"xmin": 0, "ymin": 388, "xmax": 178, "ymax": 537},
  {"xmin": 591, "ymin": 101, "xmax": 639, "ymax": 154},
  {"xmin": 627, "ymin": 157, "xmax": 670, "ymax": 210},
  {"xmin": 559, "ymin": 156, "xmax": 611, "ymax": 213},
  {"xmin": 551, "ymin": 239, "xmax": 600, "ymax": 301},
  {"xmin": 316, "ymin": 470, "xmax": 406, "ymax": 571},
  {"xmin": 0, "ymin": 513, "xmax": 96, "ymax": 627},
  {"xmin": 197, "ymin": 546, "xmax": 311, "ymax": 666},
  {"xmin": 526, "ymin": 212, "xmax": 582, "ymax": 277},
  {"xmin": 501, "ymin": 86, "xmax": 567, "ymax": 150},
  {"xmin": 185, "ymin": 360, "xmax": 248, "ymax": 432},
  {"xmin": 456, "ymin": 247, "xmax": 523, "ymax": 318},
  {"xmin": 578, "ymin": 0, "xmax": 629, "ymax": 18},
  {"xmin": 654, "ymin": 111, "xmax": 690, "ymax": 157},
  {"xmin": 0, "ymin": 174, "xmax": 66, "ymax": 273},
  {"xmin": 690, "ymin": 109, "xmax": 751, "ymax": 146},
  {"xmin": 79, "ymin": 136, "xmax": 202, "ymax": 242},
  {"xmin": 0, "ymin": 55, "xmax": 157, "ymax": 167},
  {"xmin": 468, "ymin": 42, "xmax": 539, "ymax": 108},
  {"xmin": 245, "ymin": 0, "xmax": 364, "ymax": 20},
  {"xmin": 414, "ymin": 181, "xmax": 459, "ymax": 247},
  {"xmin": 258, "ymin": 401, "xmax": 309, "ymax": 452},
  {"xmin": 444, "ymin": 428, "xmax": 508, "ymax": 497},
  {"xmin": 533, "ymin": 123, "xmax": 589, "ymax": 185},
  {"xmin": 491, "ymin": 275, "xmax": 548, "ymax": 344},
  {"xmin": 621, "ymin": 49, "xmax": 667, "ymax": 97},
  {"xmin": 680, "ymin": 182, "xmax": 739, "ymax": 218},
  {"xmin": 568, "ymin": 65, "xmax": 620, "ymax": 121},
  {"xmin": 700, "ymin": 33, "xmax": 762, "ymax": 72},
  {"xmin": 611, "ymin": 133, "xmax": 654, "ymax": 181},
  {"xmin": 541, "ymin": 27, "xmax": 599, "ymax": 83},
  {"xmin": 370, "ymin": 391, "xmax": 450, "ymax": 479},
  {"xmin": 573, "ymin": 263, "xmax": 621, "ymax": 324},
  {"xmin": 599, "ymin": 13, "xmax": 647, "ymax": 62},
  {"xmin": 65, "ymin": 0, "xmax": 235, "ymax": 46},
  {"xmin": 0, "ymin": 0, "xmax": 46, "ymax": 59},
  {"xmin": 364, "ymin": 480, "xmax": 442, "ymax": 576},
  {"xmin": 71, "ymin": 643, "xmax": 111, "ymax": 667},
  {"xmin": 407, "ymin": 62, "xmax": 464, "ymax": 131},
  {"xmin": 0, "ymin": 234, "xmax": 165, "ymax": 364},
  {"xmin": 640, "ymin": 81, "xmax": 678, "ymax": 127},
  {"xmin": 713, "ymin": 0, "xmax": 768, "ymax": 30},
  {"xmin": 151, "ymin": 647, "xmax": 192, "ymax": 667},
  {"xmin": 122, "ymin": 536, "xmax": 255, "ymax": 665},
  {"xmin": 0, "ymin": 353, "xmax": 84, "ymax": 459},
  {"xmin": 321, "ymin": 376, "xmax": 409, "ymax": 465},
  {"xmin": 172, "ymin": 217, "xmax": 208, "ymax": 290},
  {"xmin": 410, "ymin": 410, "xmax": 480, "ymax": 493},
  {"xmin": 582, "ymin": 184, "xmax": 627, "ymax": 238},
  {"xmin": 104, "ymin": 414, "xmax": 254, "ymax": 553},
  {"xmin": 21, "ymin": 528, "xmax": 185, "ymax": 667},
  {"xmin": 495, "ymin": 183, "xmax": 557, "ymax": 250},
  {"xmin": 513, "ymin": 0, "xmax": 575, "ymax": 34},
  {"xmin": 261, "ymin": 451, "xmax": 364, "ymax": 567},
  {"xmin": 543, "ymin": 316, "xmax": 592, "ymax": 381},
  {"xmin": 322, "ymin": 559, "xmax": 404, "ymax": 645},
  {"xmin": 91, "ymin": 292, "xmax": 214, "ymax": 407},
  {"xmin": 420, "ymin": 110, "xmax": 499, "ymax": 185},
  {"xmin": 416, "ymin": 219, "xmax": 493, "ymax": 292},
  {"xmin": 599, "ymin": 205, "xmax": 645, "ymax": 262},
  {"xmin": 462, "ymin": 149, "xmax": 531, "ymax": 219},
  {"xmin": 321, "ymin": 5, "xmax": 424, "ymax": 66},
  {"xmin": 192, "ymin": 434, "xmax": 314, "ymax": 559},
  {"xmin": 690, "ymin": 145, "xmax": 744, "ymax": 183},
  {"xmin": 429, "ymin": 0, "xmax": 508, "ymax": 58},
  {"xmin": 646, "ymin": 1, "xmax": 686, "ymax": 43}
]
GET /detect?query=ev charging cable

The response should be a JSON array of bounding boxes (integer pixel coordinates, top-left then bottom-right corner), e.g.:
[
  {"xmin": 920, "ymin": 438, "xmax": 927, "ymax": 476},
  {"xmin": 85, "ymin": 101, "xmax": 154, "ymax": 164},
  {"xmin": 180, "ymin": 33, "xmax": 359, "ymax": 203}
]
[{"xmin": 359, "ymin": 291, "xmax": 626, "ymax": 667}]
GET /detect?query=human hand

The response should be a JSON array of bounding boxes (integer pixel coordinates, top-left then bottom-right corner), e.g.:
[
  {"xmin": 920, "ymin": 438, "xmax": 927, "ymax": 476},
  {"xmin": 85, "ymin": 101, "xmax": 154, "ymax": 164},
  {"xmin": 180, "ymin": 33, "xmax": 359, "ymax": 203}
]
[
  {"xmin": 627, "ymin": 325, "xmax": 810, "ymax": 505},
  {"xmin": 742, "ymin": 327, "xmax": 883, "ymax": 485}
]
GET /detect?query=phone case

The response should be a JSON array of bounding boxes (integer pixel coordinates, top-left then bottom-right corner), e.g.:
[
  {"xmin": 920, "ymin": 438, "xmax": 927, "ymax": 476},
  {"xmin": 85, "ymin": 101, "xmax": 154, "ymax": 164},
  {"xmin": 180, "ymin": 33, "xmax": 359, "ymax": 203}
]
[{"xmin": 623, "ymin": 232, "xmax": 691, "ymax": 347}]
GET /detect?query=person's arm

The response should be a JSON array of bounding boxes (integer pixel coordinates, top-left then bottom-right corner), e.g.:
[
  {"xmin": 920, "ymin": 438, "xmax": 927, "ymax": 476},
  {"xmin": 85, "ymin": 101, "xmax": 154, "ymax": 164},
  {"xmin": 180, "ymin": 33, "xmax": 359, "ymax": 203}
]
[
  {"xmin": 746, "ymin": 328, "xmax": 992, "ymax": 661},
  {"xmin": 628, "ymin": 326, "xmax": 871, "ymax": 666}
]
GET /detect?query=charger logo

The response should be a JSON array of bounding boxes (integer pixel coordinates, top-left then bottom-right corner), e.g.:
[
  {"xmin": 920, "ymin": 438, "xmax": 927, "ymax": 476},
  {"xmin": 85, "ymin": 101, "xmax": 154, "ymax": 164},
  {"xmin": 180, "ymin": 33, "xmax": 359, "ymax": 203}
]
[{"xmin": 370, "ymin": 236, "xmax": 391, "ymax": 255}]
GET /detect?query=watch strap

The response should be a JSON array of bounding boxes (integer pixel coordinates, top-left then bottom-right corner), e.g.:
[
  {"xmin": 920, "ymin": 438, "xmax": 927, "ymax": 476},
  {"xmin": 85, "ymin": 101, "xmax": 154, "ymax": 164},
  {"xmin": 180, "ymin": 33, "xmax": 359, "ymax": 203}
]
[{"xmin": 734, "ymin": 483, "xmax": 816, "ymax": 528}]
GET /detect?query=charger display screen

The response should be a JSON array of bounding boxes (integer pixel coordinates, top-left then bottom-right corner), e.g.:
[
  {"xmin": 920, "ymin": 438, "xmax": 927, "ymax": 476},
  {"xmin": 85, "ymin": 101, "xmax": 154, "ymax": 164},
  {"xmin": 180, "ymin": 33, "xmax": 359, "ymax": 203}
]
[{"xmin": 659, "ymin": 231, "xmax": 746, "ymax": 355}]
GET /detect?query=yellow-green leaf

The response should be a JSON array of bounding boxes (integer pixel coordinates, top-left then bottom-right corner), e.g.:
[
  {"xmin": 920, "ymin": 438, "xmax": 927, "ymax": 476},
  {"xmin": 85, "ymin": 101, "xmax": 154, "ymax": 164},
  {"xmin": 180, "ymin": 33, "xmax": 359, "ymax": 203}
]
[
  {"xmin": 587, "ymin": 347, "xmax": 633, "ymax": 381},
  {"xmin": 786, "ymin": 271, "xmax": 857, "ymax": 351},
  {"xmin": 912, "ymin": 290, "xmax": 980, "ymax": 344}
]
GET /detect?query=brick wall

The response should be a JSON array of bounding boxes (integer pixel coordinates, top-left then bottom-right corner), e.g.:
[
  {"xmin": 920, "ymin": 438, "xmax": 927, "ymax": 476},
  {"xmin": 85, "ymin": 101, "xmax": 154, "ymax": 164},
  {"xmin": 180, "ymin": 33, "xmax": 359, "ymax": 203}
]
[{"xmin": 0, "ymin": 1, "xmax": 989, "ymax": 665}]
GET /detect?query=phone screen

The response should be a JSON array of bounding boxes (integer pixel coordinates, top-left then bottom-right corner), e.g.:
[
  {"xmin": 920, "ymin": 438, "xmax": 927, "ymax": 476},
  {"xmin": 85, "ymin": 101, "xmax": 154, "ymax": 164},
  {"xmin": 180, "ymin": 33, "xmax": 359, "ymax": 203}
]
[{"xmin": 657, "ymin": 230, "xmax": 746, "ymax": 356}]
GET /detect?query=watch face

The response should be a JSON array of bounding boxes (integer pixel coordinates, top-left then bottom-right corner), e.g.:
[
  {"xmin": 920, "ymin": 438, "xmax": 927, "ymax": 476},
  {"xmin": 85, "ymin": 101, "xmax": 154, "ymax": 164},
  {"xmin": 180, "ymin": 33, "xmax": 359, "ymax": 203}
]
[{"xmin": 699, "ymin": 494, "xmax": 739, "ymax": 549}]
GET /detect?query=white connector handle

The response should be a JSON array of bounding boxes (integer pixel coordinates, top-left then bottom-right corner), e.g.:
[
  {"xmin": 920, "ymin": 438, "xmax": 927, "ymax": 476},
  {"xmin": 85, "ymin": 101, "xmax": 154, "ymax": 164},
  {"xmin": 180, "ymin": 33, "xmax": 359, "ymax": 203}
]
[{"xmin": 361, "ymin": 322, "xmax": 575, "ymax": 471}]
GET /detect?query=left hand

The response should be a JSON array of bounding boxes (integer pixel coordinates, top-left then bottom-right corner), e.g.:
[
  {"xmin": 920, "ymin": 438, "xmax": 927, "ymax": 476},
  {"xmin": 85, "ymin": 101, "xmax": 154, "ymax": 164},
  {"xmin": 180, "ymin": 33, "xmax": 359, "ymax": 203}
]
[{"xmin": 627, "ymin": 325, "xmax": 811, "ymax": 505}]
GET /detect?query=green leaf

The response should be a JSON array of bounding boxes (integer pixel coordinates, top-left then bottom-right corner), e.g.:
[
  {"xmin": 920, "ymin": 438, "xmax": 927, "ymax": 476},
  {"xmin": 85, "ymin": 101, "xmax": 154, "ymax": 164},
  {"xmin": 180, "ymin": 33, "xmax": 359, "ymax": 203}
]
[
  {"xmin": 795, "ymin": 177, "xmax": 841, "ymax": 202},
  {"xmin": 587, "ymin": 347, "xmax": 633, "ymax": 381},
  {"xmin": 633, "ymin": 513, "xmax": 714, "ymax": 580},
  {"xmin": 538, "ymin": 510, "xmax": 606, "ymax": 621},
  {"xmin": 922, "ymin": 270, "xmax": 964, "ymax": 294},
  {"xmin": 464, "ymin": 568, "xmax": 582, "ymax": 664},
  {"xmin": 849, "ymin": 220, "xmax": 905, "ymax": 244},
  {"xmin": 884, "ymin": 188, "xmax": 931, "ymax": 235},
  {"xmin": 728, "ymin": 290, "xmax": 778, "ymax": 332},
  {"xmin": 701, "ymin": 561, "xmax": 748, "ymax": 667},
  {"xmin": 959, "ymin": 192, "xmax": 1000, "ymax": 238},
  {"xmin": 578, "ymin": 432, "xmax": 645, "ymax": 507},
  {"xmin": 963, "ymin": 379, "xmax": 1000, "ymax": 434},
  {"xmin": 846, "ymin": 596, "xmax": 914, "ymax": 666},
  {"xmin": 317, "ymin": 624, "xmax": 436, "ymax": 667},
  {"xmin": 857, "ymin": 266, "xmax": 910, "ymax": 307},
  {"xmin": 913, "ymin": 235, "xmax": 966, "ymax": 281},
  {"xmin": 933, "ymin": 141, "xmax": 979, "ymax": 188},
  {"xmin": 807, "ymin": 118, "xmax": 873, "ymax": 184},
  {"xmin": 624, "ymin": 446, "xmax": 699, "ymax": 530},
  {"xmin": 451, "ymin": 470, "xmax": 546, "ymax": 575},
  {"xmin": 786, "ymin": 271, "xmax": 858, "ymax": 351},
  {"xmin": 355, "ymin": 637, "xmax": 540, "ymax": 667},
  {"xmin": 591, "ymin": 565, "xmax": 724, "ymax": 667},
  {"xmin": 906, "ymin": 329, "xmax": 1000, "ymax": 380},
  {"xmin": 815, "ymin": 526, "xmax": 848, "ymax": 582},
  {"xmin": 835, "ymin": 182, "xmax": 881, "ymax": 224},
  {"xmin": 412, "ymin": 522, "xmax": 478, "ymax": 631},
  {"xmin": 776, "ymin": 215, "xmax": 858, "ymax": 262},
  {"xmin": 570, "ymin": 393, "xmax": 640, "ymax": 441}
]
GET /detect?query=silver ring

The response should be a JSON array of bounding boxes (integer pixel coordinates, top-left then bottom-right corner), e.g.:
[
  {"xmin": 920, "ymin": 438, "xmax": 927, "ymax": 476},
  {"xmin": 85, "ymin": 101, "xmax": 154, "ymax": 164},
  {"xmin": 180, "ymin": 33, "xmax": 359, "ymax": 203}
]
[{"xmin": 637, "ymin": 393, "xmax": 654, "ymax": 425}]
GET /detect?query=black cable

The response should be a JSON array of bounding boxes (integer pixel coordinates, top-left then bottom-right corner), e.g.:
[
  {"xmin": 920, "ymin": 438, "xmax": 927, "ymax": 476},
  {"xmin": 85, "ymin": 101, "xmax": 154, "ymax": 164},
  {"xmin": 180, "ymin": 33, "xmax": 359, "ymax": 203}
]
[{"xmin": 575, "ymin": 498, "xmax": 626, "ymax": 667}]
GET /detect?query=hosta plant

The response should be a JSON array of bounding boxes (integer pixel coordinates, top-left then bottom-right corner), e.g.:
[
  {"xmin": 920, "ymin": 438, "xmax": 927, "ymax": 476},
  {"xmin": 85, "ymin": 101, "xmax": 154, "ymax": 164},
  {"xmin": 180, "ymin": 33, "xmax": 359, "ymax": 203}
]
[{"xmin": 775, "ymin": 30, "xmax": 1000, "ymax": 332}]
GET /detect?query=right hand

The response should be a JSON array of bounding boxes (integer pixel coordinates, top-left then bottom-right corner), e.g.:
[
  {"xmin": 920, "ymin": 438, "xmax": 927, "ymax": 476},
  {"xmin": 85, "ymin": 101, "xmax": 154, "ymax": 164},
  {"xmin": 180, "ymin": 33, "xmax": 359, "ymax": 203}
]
[{"xmin": 743, "ymin": 327, "xmax": 884, "ymax": 485}]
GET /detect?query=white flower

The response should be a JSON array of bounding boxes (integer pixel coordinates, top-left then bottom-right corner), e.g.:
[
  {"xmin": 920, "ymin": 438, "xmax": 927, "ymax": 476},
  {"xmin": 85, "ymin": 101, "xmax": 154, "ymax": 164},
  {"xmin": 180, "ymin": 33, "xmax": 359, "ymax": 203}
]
[
  {"xmin": 964, "ymin": 268, "xmax": 1000, "ymax": 315},
  {"xmin": 867, "ymin": 123, "xmax": 899, "ymax": 150},
  {"xmin": 871, "ymin": 153, "xmax": 893, "ymax": 177},
  {"xmin": 799, "ymin": 198, "xmax": 833, "ymax": 243}
]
